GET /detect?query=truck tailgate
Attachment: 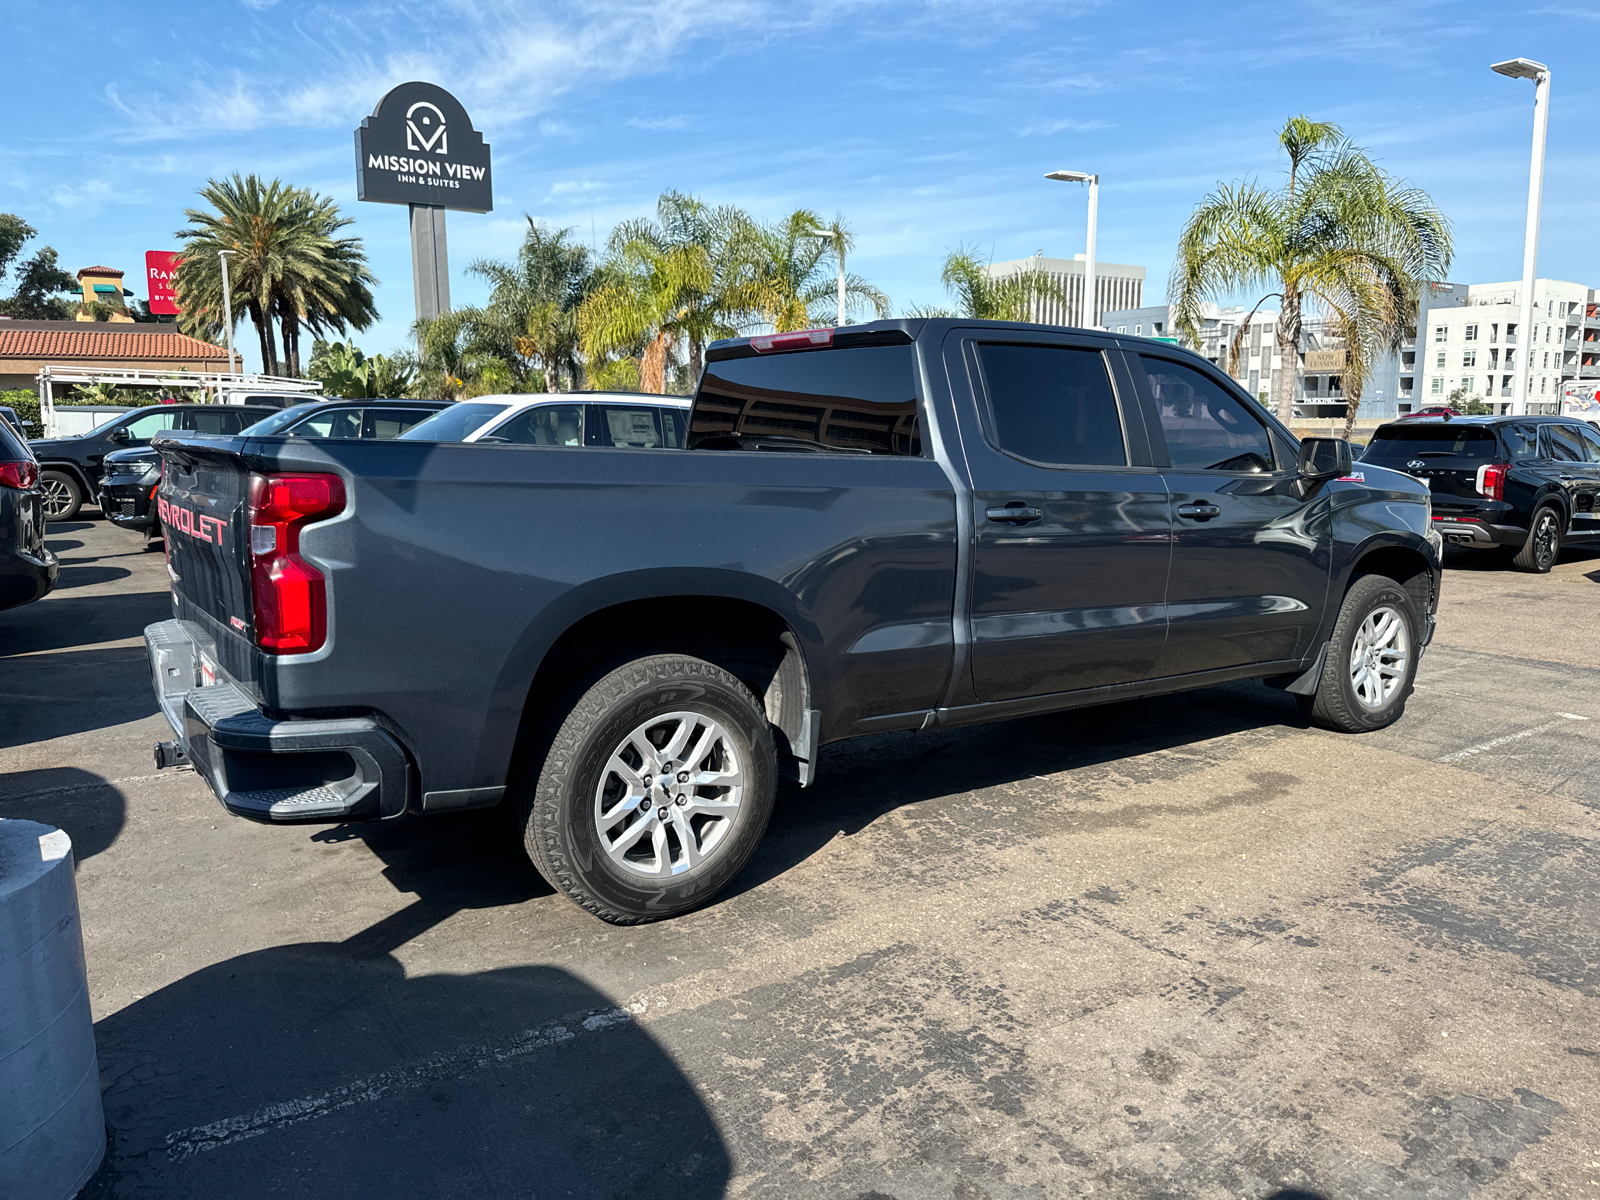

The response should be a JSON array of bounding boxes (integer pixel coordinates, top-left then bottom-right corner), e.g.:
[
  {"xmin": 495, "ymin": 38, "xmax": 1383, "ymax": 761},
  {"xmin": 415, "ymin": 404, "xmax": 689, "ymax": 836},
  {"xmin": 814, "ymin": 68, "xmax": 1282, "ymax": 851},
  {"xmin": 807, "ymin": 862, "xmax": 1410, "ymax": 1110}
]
[{"xmin": 153, "ymin": 436, "xmax": 260, "ymax": 679}]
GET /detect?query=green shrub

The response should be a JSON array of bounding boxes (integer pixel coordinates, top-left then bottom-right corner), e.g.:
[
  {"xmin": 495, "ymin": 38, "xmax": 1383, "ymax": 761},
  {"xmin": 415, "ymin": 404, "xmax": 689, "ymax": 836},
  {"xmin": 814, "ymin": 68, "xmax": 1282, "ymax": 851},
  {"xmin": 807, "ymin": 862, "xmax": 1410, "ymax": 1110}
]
[{"xmin": 0, "ymin": 388, "xmax": 39, "ymax": 432}]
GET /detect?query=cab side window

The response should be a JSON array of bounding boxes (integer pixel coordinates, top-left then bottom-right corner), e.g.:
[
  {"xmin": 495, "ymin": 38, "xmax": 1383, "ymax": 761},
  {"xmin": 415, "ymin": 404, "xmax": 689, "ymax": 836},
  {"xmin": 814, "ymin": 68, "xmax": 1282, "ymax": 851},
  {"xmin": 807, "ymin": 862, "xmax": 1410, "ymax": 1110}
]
[
  {"xmin": 119, "ymin": 409, "xmax": 181, "ymax": 444},
  {"xmin": 486, "ymin": 405, "xmax": 584, "ymax": 446},
  {"xmin": 1575, "ymin": 424, "xmax": 1600, "ymax": 464},
  {"xmin": 1502, "ymin": 424, "xmax": 1538, "ymax": 458},
  {"xmin": 975, "ymin": 343, "xmax": 1126, "ymax": 467},
  {"xmin": 1141, "ymin": 357, "xmax": 1275, "ymax": 472},
  {"xmin": 1542, "ymin": 424, "xmax": 1585, "ymax": 462},
  {"xmin": 589, "ymin": 405, "xmax": 664, "ymax": 448},
  {"xmin": 363, "ymin": 408, "xmax": 432, "ymax": 439},
  {"xmin": 288, "ymin": 408, "xmax": 363, "ymax": 438}
]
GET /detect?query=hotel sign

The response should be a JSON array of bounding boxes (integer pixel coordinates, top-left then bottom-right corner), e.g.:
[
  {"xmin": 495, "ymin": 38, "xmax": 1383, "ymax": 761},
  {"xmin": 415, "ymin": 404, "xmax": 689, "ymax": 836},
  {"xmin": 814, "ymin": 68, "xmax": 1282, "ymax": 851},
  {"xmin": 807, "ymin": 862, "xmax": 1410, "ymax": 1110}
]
[
  {"xmin": 355, "ymin": 82, "xmax": 493, "ymax": 213},
  {"xmin": 145, "ymin": 251, "xmax": 182, "ymax": 315}
]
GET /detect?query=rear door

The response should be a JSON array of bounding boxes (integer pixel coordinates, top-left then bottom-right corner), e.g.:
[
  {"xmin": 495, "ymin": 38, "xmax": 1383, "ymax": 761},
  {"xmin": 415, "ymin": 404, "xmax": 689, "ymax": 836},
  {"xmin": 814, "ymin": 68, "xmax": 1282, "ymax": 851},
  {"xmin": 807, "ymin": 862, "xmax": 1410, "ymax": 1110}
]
[
  {"xmin": 1132, "ymin": 353, "xmax": 1330, "ymax": 676},
  {"xmin": 587, "ymin": 403, "xmax": 665, "ymax": 448},
  {"xmin": 958, "ymin": 334, "xmax": 1172, "ymax": 700}
]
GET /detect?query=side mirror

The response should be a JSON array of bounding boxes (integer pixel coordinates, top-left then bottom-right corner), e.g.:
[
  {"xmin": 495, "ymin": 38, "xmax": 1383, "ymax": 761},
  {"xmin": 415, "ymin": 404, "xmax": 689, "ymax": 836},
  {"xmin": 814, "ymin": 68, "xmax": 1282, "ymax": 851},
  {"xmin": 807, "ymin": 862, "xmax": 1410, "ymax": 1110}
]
[
  {"xmin": 1298, "ymin": 437, "xmax": 1353, "ymax": 480},
  {"xmin": 105, "ymin": 426, "xmax": 130, "ymax": 444}
]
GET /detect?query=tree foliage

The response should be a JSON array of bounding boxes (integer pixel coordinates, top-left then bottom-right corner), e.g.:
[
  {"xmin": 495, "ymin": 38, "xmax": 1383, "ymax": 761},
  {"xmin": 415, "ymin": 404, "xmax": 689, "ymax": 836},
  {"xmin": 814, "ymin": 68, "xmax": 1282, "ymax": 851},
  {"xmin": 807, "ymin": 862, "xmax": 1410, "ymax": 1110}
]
[
  {"xmin": 910, "ymin": 248, "xmax": 1066, "ymax": 321},
  {"xmin": 1170, "ymin": 115, "xmax": 1453, "ymax": 424},
  {"xmin": 0, "ymin": 215, "xmax": 76, "ymax": 320},
  {"xmin": 174, "ymin": 174, "xmax": 378, "ymax": 378},
  {"xmin": 308, "ymin": 338, "xmax": 417, "ymax": 399}
]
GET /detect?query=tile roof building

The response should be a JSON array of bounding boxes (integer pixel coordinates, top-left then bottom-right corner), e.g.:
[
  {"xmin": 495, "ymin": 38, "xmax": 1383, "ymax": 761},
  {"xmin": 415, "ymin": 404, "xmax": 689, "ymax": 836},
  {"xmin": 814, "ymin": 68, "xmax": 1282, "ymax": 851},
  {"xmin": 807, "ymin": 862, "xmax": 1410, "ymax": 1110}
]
[{"xmin": 0, "ymin": 319, "xmax": 240, "ymax": 394}]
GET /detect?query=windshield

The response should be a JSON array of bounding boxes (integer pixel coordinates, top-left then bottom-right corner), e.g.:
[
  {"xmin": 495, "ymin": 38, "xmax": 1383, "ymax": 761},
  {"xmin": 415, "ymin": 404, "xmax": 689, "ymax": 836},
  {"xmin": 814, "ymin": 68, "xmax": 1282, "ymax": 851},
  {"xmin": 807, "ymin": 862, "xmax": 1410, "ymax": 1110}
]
[
  {"xmin": 240, "ymin": 404, "xmax": 323, "ymax": 436},
  {"xmin": 398, "ymin": 402, "xmax": 511, "ymax": 442},
  {"xmin": 1363, "ymin": 425, "xmax": 1499, "ymax": 462}
]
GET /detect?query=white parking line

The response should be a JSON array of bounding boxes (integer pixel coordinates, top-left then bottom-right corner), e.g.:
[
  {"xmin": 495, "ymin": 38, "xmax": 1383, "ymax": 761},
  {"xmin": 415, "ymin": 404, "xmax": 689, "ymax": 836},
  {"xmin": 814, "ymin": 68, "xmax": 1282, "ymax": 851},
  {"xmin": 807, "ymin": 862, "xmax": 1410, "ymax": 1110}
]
[
  {"xmin": 162, "ymin": 1000, "xmax": 650, "ymax": 1161},
  {"xmin": 1438, "ymin": 713, "xmax": 1590, "ymax": 764}
]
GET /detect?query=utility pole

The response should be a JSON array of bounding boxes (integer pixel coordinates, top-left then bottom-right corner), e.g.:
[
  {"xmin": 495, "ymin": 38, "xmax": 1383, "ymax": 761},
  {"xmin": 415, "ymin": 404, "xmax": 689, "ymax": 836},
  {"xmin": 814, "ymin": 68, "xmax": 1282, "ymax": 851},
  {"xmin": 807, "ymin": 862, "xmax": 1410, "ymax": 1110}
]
[
  {"xmin": 218, "ymin": 250, "xmax": 237, "ymax": 375},
  {"xmin": 1492, "ymin": 57, "xmax": 1551, "ymax": 416}
]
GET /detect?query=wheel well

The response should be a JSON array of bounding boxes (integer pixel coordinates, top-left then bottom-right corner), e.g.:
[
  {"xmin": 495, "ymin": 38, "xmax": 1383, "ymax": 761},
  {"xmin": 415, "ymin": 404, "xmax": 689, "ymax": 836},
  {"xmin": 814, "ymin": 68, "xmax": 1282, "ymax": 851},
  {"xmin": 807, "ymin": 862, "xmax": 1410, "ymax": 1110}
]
[
  {"xmin": 1348, "ymin": 546, "xmax": 1433, "ymax": 617},
  {"xmin": 520, "ymin": 596, "xmax": 811, "ymax": 760},
  {"xmin": 38, "ymin": 462, "xmax": 90, "ymax": 492}
]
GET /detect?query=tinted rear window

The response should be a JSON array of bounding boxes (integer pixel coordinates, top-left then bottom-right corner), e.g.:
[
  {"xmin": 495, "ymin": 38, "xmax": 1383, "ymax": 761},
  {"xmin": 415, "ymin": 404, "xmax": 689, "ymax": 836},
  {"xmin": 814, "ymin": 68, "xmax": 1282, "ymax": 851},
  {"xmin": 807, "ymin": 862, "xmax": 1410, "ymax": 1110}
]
[
  {"xmin": 1364, "ymin": 425, "xmax": 1500, "ymax": 462},
  {"xmin": 692, "ymin": 344, "xmax": 920, "ymax": 455}
]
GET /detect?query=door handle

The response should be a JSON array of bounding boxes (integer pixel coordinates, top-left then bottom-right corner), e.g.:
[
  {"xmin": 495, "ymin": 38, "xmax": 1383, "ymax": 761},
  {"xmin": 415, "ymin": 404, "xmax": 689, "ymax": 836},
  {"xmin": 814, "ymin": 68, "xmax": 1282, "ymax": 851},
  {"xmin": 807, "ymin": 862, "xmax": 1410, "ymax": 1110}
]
[
  {"xmin": 1177, "ymin": 503, "xmax": 1221, "ymax": 520},
  {"xmin": 986, "ymin": 503, "xmax": 1043, "ymax": 524}
]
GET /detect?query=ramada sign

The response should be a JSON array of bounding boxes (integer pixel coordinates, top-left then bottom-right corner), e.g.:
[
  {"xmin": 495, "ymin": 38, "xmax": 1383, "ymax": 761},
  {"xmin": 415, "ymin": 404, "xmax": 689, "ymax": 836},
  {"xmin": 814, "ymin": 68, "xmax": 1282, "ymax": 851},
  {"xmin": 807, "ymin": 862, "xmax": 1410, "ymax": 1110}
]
[
  {"xmin": 145, "ymin": 250, "xmax": 182, "ymax": 315},
  {"xmin": 355, "ymin": 82, "xmax": 493, "ymax": 214}
]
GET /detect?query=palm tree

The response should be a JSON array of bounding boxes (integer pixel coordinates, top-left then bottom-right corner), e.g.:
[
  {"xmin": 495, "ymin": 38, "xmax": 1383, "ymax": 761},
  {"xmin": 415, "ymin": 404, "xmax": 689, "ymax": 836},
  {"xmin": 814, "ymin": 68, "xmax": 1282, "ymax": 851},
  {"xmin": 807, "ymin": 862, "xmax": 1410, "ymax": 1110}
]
[
  {"xmin": 469, "ymin": 220, "xmax": 595, "ymax": 392},
  {"xmin": 737, "ymin": 210, "xmax": 889, "ymax": 333},
  {"xmin": 174, "ymin": 174, "xmax": 378, "ymax": 377},
  {"xmin": 912, "ymin": 248, "xmax": 1067, "ymax": 321},
  {"xmin": 1170, "ymin": 116, "xmax": 1452, "ymax": 424},
  {"xmin": 579, "ymin": 239, "xmax": 713, "ymax": 394},
  {"xmin": 610, "ymin": 191, "xmax": 758, "ymax": 384},
  {"xmin": 412, "ymin": 309, "xmax": 513, "ymax": 400}
]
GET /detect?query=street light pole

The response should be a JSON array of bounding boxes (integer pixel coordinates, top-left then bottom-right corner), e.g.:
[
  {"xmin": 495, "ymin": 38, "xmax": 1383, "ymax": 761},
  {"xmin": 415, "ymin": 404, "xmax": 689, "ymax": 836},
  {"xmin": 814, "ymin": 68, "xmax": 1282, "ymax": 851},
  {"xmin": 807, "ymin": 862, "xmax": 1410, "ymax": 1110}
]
[
  {"xmin": 1045, "ymin": 170, "xmax": 1099, "ymax": 328},
  {"xmin": 1492, "ymin": 57, "xmax": 1551, "ymax": 416},
  {"xmin": 217, "ymin": 250, "xmax": 238, "ymax": 377}
]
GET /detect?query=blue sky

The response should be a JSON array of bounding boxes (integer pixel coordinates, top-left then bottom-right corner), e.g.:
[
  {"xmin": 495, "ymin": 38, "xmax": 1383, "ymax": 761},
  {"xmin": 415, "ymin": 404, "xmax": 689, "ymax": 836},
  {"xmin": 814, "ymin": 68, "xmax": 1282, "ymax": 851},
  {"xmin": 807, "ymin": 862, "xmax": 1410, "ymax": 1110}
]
[{"xmin": 6, "ymin": 0, "xmax": 1598, "ymax": 371}]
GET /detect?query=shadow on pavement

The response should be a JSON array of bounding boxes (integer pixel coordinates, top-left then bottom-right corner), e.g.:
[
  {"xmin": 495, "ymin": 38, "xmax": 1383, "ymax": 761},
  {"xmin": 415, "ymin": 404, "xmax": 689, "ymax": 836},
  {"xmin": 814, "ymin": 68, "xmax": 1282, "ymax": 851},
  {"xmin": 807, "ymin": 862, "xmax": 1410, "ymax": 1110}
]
[
  {"xmin": 0, "ymin": 586, "xmax": 171, "ymax": 657},
  {"xmin": 0, "ymin": 644, "xmax": 161, "ymax": 747},
  {"xmin": 0, "ymin": 766, "xmax": 126, "ymax": 862},
  {"xmin": 89, "ymin": 911, "xmax": 727, "ymax": 1198}
]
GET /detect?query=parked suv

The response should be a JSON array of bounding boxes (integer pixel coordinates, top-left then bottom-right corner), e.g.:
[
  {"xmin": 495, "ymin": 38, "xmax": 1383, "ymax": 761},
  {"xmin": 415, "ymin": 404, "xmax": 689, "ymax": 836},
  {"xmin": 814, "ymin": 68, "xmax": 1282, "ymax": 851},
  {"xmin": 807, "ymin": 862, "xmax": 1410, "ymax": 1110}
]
[
  {"xmin": 0, "ymin": 418, "xmax": 57, "ymax": 610},
  {"xmin": 398, "ymin": 392, "xmax": 690, "ymax": 447},
  {"xmin": 31, "ymin": 403, "xmax": 278, "ymax": 521},
  {"xmin": 1361, "ymin": 414, "xmax": 1600, "ymax": 572}
]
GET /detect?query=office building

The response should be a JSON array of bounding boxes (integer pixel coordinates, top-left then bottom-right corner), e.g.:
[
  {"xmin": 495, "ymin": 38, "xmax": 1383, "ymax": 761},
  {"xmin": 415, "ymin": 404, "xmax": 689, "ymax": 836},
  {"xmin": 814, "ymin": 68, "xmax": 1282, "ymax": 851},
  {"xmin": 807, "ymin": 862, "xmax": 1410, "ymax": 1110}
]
[{"xmin": 984, "ymin": 254, "xmax": 1144, "ymax": 328}]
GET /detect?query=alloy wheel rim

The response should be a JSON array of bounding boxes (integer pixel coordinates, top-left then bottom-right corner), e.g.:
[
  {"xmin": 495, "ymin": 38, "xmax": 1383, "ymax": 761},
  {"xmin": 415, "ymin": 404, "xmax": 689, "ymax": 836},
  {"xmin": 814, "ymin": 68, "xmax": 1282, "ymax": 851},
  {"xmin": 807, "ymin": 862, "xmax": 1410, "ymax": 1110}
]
[
  {"xmin": 593, "ymin": 710, "xmax": 745, "ymax": 879},
  {"xmin": 39, "ymin": 479, "xmax": 71, "ymax": 516},
  {"xmin": 1348, "ymin": 604, "xmax": 1409, "ymax": 712},
  {"xmin": 1536, "ymin": 513, "xmax": 1557, "ymax": 567}
]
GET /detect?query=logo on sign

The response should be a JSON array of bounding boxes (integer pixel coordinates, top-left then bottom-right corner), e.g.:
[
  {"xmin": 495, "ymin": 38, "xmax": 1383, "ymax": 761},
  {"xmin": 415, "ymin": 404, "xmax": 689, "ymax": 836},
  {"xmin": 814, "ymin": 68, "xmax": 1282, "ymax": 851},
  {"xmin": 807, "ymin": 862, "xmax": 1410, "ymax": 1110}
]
[
  {"xmin": 355, "ymin": 82, "xmax": 493, "ymax": 214},
  {"xmin": 406, "ymin": 101, "xmax": 448, "ymax": 154}
]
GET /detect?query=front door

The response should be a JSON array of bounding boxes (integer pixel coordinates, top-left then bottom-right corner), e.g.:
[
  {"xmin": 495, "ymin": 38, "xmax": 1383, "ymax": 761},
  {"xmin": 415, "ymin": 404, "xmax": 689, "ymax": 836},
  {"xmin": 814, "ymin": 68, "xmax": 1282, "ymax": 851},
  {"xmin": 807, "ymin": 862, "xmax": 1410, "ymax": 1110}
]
[
  {"xmin": 959, "ymin": 335, "xmax": 1172, "ymax": 702},
  {"xmin": 1132, "ymin": 353, "xmax": 1331, "ymax": 677}
]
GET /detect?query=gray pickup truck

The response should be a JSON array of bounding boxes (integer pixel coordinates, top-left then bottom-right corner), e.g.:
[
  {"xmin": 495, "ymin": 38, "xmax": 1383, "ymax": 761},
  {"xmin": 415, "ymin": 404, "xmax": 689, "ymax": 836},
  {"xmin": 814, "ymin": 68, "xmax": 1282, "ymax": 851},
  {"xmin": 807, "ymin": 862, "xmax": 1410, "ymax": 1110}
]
[{"xmin": 145, "ymin": 319, "xmax": 1442, "ymax": 922}]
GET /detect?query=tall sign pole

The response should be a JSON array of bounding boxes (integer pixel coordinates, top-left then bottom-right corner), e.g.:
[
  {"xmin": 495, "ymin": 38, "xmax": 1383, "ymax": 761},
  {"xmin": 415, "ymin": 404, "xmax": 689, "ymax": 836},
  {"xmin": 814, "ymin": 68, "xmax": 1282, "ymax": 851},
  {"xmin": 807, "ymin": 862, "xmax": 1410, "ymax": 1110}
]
[{"xmin": 355, "ymin": 82, "xmax": 493, "ymax": 328}]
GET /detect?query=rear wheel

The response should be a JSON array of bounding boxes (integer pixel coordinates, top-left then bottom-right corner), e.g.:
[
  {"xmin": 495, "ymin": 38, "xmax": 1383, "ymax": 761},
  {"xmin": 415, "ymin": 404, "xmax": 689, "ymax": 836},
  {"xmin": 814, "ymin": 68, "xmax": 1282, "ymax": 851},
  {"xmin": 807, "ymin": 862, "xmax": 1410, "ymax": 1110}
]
[
  {"xmin": 1297, "ymin": 574, "xmax": 1419, "ymax": 733},
  {"xmin": 38, "ymin": 471, "xmax": 81, "ymax": 521},
  {"xmin": 1511, "ymin": 505, "xmax": 1561, "ymax": 573},
  {"xmin": 518, "ymin": 654, "xmax": 776, "ymax": 923}
]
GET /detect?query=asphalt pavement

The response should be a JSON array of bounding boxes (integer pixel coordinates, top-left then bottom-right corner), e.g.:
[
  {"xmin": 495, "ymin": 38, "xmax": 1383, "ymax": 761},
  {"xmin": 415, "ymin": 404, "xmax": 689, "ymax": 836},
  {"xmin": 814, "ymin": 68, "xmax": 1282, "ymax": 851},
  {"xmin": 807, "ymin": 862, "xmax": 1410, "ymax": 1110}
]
[{"xmin": 3, "ymin": 517, "xmax": 1598, "ymax": 1200}]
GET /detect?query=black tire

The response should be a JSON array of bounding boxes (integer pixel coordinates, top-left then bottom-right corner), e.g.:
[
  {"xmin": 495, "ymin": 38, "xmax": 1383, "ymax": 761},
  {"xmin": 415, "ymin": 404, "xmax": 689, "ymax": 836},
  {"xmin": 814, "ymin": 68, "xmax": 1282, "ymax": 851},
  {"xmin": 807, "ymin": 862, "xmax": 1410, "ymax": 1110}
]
[
  {"xmin": 38, "ymin": 471, "xmax": 82, "ymax": 521},
  {"xmin": 518, "ymin": 654, "xmax": 776, "ymax": 923},
  {"xmin": 1297, "ymin": 574, "xmax": 1420, "ymax": 734},
  {"xmin": 1511, "ymin": 504, "xmax": 1561, "ymax": 573}
]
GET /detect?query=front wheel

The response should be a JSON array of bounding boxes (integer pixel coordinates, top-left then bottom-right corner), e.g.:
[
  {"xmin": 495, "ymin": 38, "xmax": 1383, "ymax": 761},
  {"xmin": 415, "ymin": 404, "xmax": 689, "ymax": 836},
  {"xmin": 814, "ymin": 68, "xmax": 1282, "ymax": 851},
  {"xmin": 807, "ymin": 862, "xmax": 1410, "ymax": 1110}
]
[
  {"xmin": 1511, "ymin": 505, "xmax": 1561, "ymax": 573},
  {"xmin": 1297, "ymin": 574, "xmax": 1420, "ymax": 733},
  {"xmin": 518, "ymin": 654, "xmax": 777, "ymax": 923},
  {"xmin": 38, "ymin": 471, "xmax": 82, "ymax": 521}
]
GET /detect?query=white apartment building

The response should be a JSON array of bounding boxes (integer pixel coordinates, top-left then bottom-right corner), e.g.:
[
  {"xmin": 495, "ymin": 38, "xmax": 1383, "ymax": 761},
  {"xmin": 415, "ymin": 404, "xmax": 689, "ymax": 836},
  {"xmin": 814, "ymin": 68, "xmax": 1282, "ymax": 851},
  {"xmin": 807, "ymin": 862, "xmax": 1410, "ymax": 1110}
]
[
  {"xmin": 1102, "ymin": 302, "xmax": 1284, "ymax": 402},
  {"xmin": 1416, "ymin": 279, "xmax": 1588, "ymax": 414},
  {"xmin": 984, "ymin": 254, "xmax": 1145, "ymax": 328}
]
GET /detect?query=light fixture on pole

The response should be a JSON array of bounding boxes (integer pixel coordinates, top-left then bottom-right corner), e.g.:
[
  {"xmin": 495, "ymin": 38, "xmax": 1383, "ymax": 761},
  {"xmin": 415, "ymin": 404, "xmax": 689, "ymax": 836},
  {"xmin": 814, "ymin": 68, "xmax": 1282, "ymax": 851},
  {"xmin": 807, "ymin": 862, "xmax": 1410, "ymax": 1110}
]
[
  {"xmin": 1491, "ymin": 56, "xmax": 1551, "ymax": 416},
  {"xmin": 1046, "ymin": 170, "xmax": 1099, "ymax": 329},
  {"xmin": 217, "ymin": 250, "xmax": 238, "ymax": 377},
  {"xmin": 807, "ymin": 230, "xmax": 847, "ymax": 326}
]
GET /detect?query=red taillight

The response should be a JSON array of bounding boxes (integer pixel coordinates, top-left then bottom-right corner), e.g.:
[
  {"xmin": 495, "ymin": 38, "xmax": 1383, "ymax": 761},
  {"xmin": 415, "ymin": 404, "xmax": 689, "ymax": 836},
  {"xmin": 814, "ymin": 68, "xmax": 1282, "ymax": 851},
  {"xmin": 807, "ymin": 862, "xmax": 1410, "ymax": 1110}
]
[
  {"xmin": 1475, "ymin": 462, "xmax": 1509, "ymax": 500},
  {"xmin": 247, "ymin": 472, "xmax": 345, "ymax": 653},
  {"xmin": 0, "ymin": 460, "xmax": 38, "ymax": 490},
  {"xmin": 750, "ymin": 328, "xmax": 834, "ymax": 353}
]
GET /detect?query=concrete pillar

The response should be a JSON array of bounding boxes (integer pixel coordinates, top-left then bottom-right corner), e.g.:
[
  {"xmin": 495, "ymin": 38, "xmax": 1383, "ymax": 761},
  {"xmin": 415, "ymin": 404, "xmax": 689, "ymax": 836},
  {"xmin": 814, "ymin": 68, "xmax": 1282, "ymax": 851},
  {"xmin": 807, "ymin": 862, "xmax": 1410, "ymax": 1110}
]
[{"xmin": 0, "ymin": 820, "xmax": 105, "ymax": 1198}]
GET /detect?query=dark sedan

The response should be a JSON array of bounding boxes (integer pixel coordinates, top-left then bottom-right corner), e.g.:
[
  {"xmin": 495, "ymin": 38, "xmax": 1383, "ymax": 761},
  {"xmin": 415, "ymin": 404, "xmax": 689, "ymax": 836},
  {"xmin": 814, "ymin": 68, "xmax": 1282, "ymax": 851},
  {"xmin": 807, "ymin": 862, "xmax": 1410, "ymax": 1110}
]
[{"xmin": 0, "ymin": 419, "xmax": 57, "ymax": 610}]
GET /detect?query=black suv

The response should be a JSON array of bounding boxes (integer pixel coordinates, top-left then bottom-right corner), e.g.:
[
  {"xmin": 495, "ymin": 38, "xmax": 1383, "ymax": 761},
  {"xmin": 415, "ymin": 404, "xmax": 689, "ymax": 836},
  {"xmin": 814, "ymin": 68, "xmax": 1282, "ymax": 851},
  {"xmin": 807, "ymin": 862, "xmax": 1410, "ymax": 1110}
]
[
  {"xmin": 1361, "ymin": 415, "xmax": 1600, "ymax": 572},
  {"xmin": 30, "ymin": 403, "xmax": 277, "ymax": 521},
  {"xmin": 0, "ymin": 417, "xmax": 56, "ymax": 610}
]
